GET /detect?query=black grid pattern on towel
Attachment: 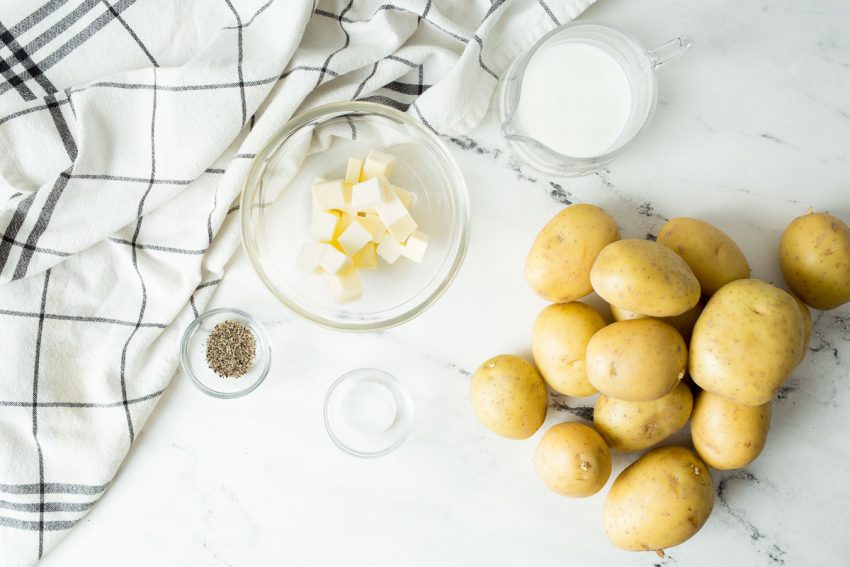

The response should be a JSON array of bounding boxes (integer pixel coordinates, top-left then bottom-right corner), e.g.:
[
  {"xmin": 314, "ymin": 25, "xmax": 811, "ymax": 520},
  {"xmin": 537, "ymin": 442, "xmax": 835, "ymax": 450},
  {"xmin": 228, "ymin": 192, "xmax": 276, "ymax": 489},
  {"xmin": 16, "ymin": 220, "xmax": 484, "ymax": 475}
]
[
  {"xmin": 0, "ymin": 0, "xmax": 516, "ymax": 281},
  {"xmin": 0, "ymin": 0, "xmax": 223, "ymax": 557},
  {"xmin": 0, "ymin": 0, "xmax": 573, "ymax": 563}
]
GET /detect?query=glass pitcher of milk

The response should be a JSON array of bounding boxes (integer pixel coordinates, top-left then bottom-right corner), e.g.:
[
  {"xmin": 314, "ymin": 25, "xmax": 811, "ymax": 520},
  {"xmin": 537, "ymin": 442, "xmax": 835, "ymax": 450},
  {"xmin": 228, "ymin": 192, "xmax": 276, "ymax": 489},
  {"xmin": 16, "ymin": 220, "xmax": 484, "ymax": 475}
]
[{"xmin": 498, "ymin": 22, "xmax": 693, "ymax": 176}]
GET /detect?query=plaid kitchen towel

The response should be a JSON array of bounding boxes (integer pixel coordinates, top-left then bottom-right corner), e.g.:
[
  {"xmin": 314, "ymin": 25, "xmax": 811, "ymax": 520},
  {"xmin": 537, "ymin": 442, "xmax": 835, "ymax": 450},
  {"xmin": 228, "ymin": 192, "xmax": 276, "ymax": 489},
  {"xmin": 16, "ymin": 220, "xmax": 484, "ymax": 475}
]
[{"xmin": 0, "ymin": 0, "xmax": 593, "ymax": 564}]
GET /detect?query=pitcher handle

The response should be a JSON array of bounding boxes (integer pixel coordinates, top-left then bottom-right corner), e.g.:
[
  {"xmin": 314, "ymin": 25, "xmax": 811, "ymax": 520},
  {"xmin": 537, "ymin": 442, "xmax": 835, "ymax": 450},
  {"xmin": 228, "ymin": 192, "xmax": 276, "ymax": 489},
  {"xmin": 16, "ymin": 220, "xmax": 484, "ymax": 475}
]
[{"xmin": 648, "ymin": 35, "xmax": 694, "ymax": 70}]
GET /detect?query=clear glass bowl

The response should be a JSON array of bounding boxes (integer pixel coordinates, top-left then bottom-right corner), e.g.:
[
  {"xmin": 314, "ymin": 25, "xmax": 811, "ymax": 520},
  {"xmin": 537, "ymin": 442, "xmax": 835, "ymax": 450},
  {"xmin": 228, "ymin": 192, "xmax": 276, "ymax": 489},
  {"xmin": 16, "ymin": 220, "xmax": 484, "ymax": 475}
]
[
  {"xmin": 179, "ymin": 308, "xmax": 272, "ymax": 398},
  {"xmin": 240, "ymin": 101, "xmax": 470, "ymax": 331},
  {"xmin": 323, "ymin": 369, "xmax": 414, "ymax": 458}
]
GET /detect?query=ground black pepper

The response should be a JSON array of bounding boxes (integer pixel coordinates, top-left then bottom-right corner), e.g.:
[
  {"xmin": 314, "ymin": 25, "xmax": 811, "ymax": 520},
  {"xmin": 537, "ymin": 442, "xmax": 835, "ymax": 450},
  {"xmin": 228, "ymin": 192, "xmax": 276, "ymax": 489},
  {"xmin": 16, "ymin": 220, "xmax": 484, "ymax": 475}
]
[{"xmin": 205, "ymin": 320, "xmax": 256, "ymax": 378}]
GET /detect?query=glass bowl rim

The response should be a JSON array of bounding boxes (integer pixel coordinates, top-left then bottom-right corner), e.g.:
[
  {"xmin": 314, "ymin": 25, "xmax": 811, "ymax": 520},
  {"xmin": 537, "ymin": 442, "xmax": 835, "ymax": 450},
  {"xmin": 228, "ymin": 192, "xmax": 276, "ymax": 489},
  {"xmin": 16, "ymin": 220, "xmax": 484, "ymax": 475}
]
[
  {"xmin": 323, "ymin": 367, "xmax": 415, "ymax": 458},
  {"xmin": 179, "ymin": 307, "xmax": 272, "ymax": 399},
  {"xmin": 239, "ymin": 100, "xmax": 471, "ymax": 332}
]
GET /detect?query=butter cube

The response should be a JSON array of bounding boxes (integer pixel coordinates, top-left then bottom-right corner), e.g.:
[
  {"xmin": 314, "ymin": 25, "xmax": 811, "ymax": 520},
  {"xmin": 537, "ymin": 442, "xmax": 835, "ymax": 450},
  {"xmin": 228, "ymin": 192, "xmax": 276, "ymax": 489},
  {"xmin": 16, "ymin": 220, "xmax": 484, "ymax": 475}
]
[
  {"xmin": 376, "ymin": 233, "xmax": 404, "ymax": 264},
  {"xmin": 296, "ymin": 242, "xmax": 328, "ymax": 273},
  {"xmin": 337, "ymin": 218, "xmax": 373, "ymax": 256},
  {"xmin": 312, "ymin": 179, "xmax": 348, "ymax": 210},
  {"xmin": 392, "ymin": 185, "xmax": 417, "ymax": 209},
  {"xmin": 376, "ymin": 197, "xmax": 417, "ymax": 242},
  {"xmin": 352, "ymin": 243, "xmax": 378, "ymax": 270},
  {"xmin": 341, "ymin": 183, "xmax": 354, "ymax": 212},
  {"xmin": 358, "ymin": 214, "xmax": 385, "ymax": 243},
  {"xmin": 391, "ymin": 215, "xmax": 418, "ymax": 242},
  {"xmin": 333, "ymin": 212, "xmax": 354, "ymax": 240},
  {"xmin": 319, "ymin": 245, "xmax": 351, "ymax": 274},
  {"xmin": 309, "ymin": 210, "xmax": 340, "ymax": 241},
  {"xmin": 351, "ymin": 176, "xmax": 391, "ymax": 211},
  {"xmin": 402, "ymin": 231, "xmax": 429, "ymax": 263},
  {"xmin": 324, "ymin": 265, "xmax": 363, "ymax": 303},
  {"xmin": 361, "ymin": 149, "xmax": 396, "ymax": 180},
  {"xmin": 344, "ymin": 158, "xmax": 362, "ymax": 185}
]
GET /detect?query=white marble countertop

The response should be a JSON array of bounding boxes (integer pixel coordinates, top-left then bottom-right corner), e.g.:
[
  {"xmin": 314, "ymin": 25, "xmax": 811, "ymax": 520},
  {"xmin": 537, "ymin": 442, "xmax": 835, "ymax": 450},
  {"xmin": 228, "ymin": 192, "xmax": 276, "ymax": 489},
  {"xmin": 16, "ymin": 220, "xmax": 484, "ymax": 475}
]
[{"xmin": 40, "ymin": 0, "xmax": 850, "ymax": 565}]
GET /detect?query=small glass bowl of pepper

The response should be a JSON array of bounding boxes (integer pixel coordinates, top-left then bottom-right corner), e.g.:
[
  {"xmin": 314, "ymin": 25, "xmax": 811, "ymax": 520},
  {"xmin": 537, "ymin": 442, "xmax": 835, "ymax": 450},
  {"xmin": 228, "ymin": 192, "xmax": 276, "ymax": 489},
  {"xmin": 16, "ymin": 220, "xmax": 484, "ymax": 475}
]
[{"xmin": 179, "ymin": 308, "xmax": 272, "ymax": 398}]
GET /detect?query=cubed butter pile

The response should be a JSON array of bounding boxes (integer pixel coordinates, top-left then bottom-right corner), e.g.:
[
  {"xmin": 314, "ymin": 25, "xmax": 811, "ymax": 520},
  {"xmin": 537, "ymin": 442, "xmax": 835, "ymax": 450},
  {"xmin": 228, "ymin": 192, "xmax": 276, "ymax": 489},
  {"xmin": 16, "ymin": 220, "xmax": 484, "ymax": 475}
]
[{"xmin": 296, "ymin": 149, "xmax": 429, "ymax": 303}]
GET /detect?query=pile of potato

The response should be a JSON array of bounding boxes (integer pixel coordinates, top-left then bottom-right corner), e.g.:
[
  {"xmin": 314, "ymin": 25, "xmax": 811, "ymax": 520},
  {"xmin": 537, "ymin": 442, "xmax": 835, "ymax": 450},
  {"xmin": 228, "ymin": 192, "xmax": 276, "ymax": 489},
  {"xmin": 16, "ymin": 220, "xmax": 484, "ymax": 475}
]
[{"xmin": 470, "ymin": 204, "xmax": 850, "ymax": 554}]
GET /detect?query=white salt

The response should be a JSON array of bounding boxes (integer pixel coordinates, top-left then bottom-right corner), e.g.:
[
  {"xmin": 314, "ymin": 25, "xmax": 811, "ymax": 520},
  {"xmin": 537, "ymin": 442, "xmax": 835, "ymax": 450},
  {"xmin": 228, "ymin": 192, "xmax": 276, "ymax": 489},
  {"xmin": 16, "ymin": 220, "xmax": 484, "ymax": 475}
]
[{"xmin": 340, "ymin": 380, "xmax": 398, "ymax": 435}]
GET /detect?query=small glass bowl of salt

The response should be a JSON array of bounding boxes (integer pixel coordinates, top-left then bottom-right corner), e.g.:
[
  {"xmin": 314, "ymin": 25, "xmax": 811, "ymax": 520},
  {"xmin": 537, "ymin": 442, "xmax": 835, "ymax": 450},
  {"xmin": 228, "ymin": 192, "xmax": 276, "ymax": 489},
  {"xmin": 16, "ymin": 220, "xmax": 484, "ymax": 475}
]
[{"xmin": 323, "ymin": 369, "xmax": 414, "ymax": 458}]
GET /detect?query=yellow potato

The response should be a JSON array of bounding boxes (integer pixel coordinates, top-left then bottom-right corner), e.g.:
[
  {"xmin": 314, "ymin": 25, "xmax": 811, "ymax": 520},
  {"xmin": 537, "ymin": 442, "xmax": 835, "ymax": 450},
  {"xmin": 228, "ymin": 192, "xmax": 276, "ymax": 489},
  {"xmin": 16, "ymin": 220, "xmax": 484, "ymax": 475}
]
[
  {"xmin": 470, "ymin": 355, "xmax": 548, "ymax": 439},
  {"xmin": 791, "ymin": 294, "xmax": 812, "ymax": 365},
  {"xmin": 609, "ymin": 302, "xmax": 704, "ymax": 342},
  {"xmin": 604, "ymin": 446, "xmax": 714, "ymax": 552},
  {"xmin": 532, "ymin": 302, "xmax": 605, "ymax": 397},
  {"xmin": 533, "ymin": 422, "xmax": 611, "ymax": 497},
  {"xmin": 609, "ymin": 304, "xmax": 645, "ymax": 323},
  {"xmin": 690, "ymin": 279, "xmax": 803, "ymax": 406},
  {"xmin": 658, "ymin": 217, "xmax": 751, "ymax": 296},
  {"xmin": 594, "ymin": 382, "xmax": 693, "ymax": 452},
  {"xmin": 590, "ymin": 239, "xmax": 700, "ymax": 317},
  {"xmin": 691, "ymin": 390, "xmax": 771, "ymax": 470},
  {"xmin": 525, "ymin": 204, "xmax": 620, "ymax": 303},
  {"xmin": 586, "ymin": 319, "xmax": 687, "ymax": 402},
  {"xmin": 780, "ymin": 211, "xmax": 850, "ymax": 310}
]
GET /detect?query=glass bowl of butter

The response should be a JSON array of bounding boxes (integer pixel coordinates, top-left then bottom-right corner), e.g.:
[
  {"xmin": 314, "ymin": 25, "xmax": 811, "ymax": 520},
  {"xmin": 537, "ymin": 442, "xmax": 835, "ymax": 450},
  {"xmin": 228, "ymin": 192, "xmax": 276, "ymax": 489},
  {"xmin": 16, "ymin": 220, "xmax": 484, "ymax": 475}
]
[{"xmin": 240, "ymin": 101, "xmax": 470, "ymax": 331}]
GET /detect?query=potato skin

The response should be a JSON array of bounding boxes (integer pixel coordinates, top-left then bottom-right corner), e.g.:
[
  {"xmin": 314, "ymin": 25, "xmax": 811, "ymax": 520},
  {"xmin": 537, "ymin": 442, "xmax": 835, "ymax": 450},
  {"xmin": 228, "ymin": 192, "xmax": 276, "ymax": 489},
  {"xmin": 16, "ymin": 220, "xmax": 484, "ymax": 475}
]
[
  {"xmin": 532, "ymin": 302, "xmax": 605, "ymax": 397},
  {"xmin": 590, "ymin": 239, "xmax": 700, "ymax": 317},
  {"xmin": 658, "ymin": 217, "xmax": 750, "ymax": 296},
  {"xmin": 594, "ymin": 382, "xmax": 693, "ymax": 452},
  {"xmin": 691, "ymin": 390, "xmax": 771, "ymax": 470},
  {"xmin": 689, "ymin": 279, "xmax": 803, "ymax": 406},
  {"xmin": 780, "ymin": 211, "xmax": 850, "ymax": 310},
  {"xmin": 470, "ymin": 355, "xmax": 548, "ymax": 439},
  {"xmin": 525, "ymin": 204, "xmax": 620, "ymax": 303},
  {"xmin": 533, "ymin": 422, "xmax": 611, "ymax": 498},
  {"xmin": 604, "ymin": 446, "xmax": 714, "ymax": 552},
  {"xmin": 791, "ymin": 294, "xmax": 812, "ymax": 366},
  {"xmin": 586, "ymin": 319, "xmax": 687, "ymax": 402},
  {"xmin": 610, "ymin": 302, "xmax": 704, "ymax": 342}
]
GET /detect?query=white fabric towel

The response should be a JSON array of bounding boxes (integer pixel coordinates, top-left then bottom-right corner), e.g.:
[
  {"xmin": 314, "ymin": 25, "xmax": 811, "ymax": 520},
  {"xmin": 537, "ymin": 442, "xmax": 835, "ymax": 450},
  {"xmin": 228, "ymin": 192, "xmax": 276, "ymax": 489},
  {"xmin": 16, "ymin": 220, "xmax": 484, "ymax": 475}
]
[{"xmin": 0, "ymin": 0, "xmax": 593, "ymax": 564}]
